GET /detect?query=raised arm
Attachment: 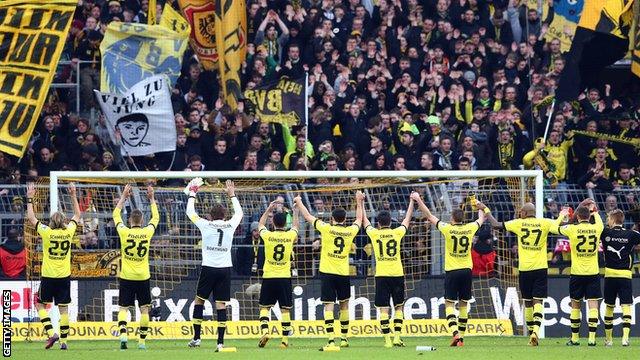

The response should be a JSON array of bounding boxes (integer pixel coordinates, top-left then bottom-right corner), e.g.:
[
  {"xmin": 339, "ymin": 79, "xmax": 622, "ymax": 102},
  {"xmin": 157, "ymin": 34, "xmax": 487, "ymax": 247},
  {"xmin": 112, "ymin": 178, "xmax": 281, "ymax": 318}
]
[
  {"xmin": 68, "ymin": 183, "xmax": 81, "ymax": 223},
  {"xmin": 291, "ymin": 205, "xmax": 300, "ymax": 232},
  {"xmin": 360, "ymin": 192, "xmax": 371, "ymax": 228},
  {"xmin": 410, "ymin": 192, "xmax": 439, "ymax": 225},
  {"xmin": 185, "ymin": 178, "xmax": 203, "ymax": 223},
  {"xmin": 293, "ymin": 195, "xmax": 316, "ymax": 224},
  {"xmin": 401, "ymin": 198, "xmax": 415, "ymax": 228},
  {"xmin": 26, "ymin": 183, "xmax": 38, "ymax": 226},
  {"xmin": 354, "ymin": 191, "xmax": 364, "ymax": 227},
  {"xmin": 259, "ymin": 200, "xmax": 278, "ymax": 229},
  {"xmin": 476, "ymin": 201, "xmax": 500, "ymax": 228},
  {"xmin": 226, "ymin": 180, "xmax": 244, "ymax": 225},
  {"xmin": 113, "ymin": 184, "xmax": 132, "ymax": 226},
  {"xmin": 476, "ymin": 209, "xmax": 486, "ymax": 227},
  {"xmin": 147, "ymin": 185, "xmax": 159, "ymax": 228}
]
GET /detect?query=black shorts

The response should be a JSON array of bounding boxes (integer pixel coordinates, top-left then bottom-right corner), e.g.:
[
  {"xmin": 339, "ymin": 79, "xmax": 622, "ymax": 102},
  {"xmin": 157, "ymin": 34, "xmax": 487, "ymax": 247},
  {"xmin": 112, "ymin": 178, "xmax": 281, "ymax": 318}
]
[
  {"xmin": 519, "ymin": 269, "xmax": 548, "ymax": 300},
  {"xmin": 319, "ymin": 272, "xmax": 350, "ymax": 303},
  {"xmin": 569, "ymin": 274, "xmax": 601, "ymax": 301},
  {"xmin": 119, "ymin": 278, "xmax": 151, "ymax": 307},
  {"xmin": 444, "ymin": 269, "xmax": 472, "ymax": 301},
  {"xmin": 38, "ymin": 277, "xmax": 71, "ymax": 305},
  {"xmin": 259, "ymin": 278, "xmax": 293, "ymax": 308},
  {"xmin": 197, "ymin": 266, "xmax": 231, "ymax": 302},
  {"xmin": 375, "ymin": 276, "xmax": 405, "ymax": 308},
  {"xmin": 604, "ymin": 277, "xmax": 633, "ymax": 305}
]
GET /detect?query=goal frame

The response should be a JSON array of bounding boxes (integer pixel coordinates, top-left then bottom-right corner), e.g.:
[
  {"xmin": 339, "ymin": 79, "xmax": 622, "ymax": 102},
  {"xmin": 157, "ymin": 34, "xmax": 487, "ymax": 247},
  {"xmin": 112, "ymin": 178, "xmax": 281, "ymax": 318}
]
[{"xmin": 50, "ymin": 170, "xmax": 544, "ymax": 215}]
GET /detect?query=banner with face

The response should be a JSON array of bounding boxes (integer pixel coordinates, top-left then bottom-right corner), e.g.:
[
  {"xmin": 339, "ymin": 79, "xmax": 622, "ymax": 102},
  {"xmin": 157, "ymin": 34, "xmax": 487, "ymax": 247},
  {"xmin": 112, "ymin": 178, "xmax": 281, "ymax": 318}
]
[{"xmin": 94, "ymin": 75, "xmax": 176, "ymax": 157}]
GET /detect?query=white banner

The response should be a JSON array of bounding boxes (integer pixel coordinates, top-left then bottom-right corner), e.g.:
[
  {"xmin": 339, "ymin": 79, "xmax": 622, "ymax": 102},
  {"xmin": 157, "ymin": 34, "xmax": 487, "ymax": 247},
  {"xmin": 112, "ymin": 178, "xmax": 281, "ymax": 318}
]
[{"xmin": 94, "ymin": 75, "xmax": 177, "ymax": 157}]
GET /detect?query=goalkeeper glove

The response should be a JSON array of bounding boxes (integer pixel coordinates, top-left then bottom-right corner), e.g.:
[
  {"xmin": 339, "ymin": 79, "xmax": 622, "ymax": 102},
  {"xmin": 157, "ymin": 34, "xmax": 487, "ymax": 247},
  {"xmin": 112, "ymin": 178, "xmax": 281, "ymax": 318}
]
[{"xmin": 184, "ymin": 177, "xmax": 204, "ymax": 196}]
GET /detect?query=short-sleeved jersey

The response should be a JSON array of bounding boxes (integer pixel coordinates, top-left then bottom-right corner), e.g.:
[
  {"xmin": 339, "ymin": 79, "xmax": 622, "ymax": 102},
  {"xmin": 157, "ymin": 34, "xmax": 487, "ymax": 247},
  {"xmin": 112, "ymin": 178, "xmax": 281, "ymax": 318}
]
[
  {"xmin": 315, "ymin": 219, "xmax": 360, "ymax": 276},
  {"xmin": 260, "ymin": 227, "xmax": 297, "ymax": 278},
  {"xmin": 558, "ymin": 214, "xmax": 604, "ymax": 276},
  {"xmin": 601, "ymin": 226, "xmax": 640, "ymax": 279},
  {"xmin": 37, "ymin": 220, "xmax": 77, "ymax": 278},
  {"xmin": 437, "ymin": 220, "xmax": 480, "ymax": 271},
  {"xmin": 187, "ymin": 196, "xmax": 243, "ymax": 268},
  {"xmin": 114, "ymin": 203, "xmax": 159, "ymax": 281},
  {"xmin": 366, "ymin": 225, "xmax": 407, "ymax": 277},
  {"xmin": 504, "ymin": 217, "xmax": 560, "ymax": 271}
]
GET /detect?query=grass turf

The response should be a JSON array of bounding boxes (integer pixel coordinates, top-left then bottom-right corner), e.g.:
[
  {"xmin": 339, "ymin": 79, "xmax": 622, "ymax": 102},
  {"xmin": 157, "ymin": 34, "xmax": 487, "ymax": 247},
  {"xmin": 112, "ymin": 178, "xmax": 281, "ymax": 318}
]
[{"xmin": 9, "ymin": 336, "xmax": 640, "ymax": 360}]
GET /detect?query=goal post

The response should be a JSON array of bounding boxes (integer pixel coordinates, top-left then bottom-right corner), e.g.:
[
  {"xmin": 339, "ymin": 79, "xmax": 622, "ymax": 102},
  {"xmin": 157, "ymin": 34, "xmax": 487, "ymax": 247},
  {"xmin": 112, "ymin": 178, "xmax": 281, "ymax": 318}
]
[{"xmin": 28, "ymin": 169, "xmax": 544, "ymax": 340}]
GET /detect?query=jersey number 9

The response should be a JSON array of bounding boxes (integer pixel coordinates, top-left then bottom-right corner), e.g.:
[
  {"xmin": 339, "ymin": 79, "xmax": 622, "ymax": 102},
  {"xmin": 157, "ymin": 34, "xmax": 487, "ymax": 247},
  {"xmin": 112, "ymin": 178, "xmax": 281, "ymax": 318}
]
[{"xmin": 333, "ymin": 237, "xmax": 345, "ymax": 254}]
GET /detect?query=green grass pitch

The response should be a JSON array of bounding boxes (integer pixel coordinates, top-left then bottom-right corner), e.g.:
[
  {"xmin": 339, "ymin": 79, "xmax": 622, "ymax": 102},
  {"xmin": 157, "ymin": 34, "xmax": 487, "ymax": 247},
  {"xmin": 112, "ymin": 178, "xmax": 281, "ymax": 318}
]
[{"xmin": 9, "ymin": 337, "xmax": 640, "ymax": 360}]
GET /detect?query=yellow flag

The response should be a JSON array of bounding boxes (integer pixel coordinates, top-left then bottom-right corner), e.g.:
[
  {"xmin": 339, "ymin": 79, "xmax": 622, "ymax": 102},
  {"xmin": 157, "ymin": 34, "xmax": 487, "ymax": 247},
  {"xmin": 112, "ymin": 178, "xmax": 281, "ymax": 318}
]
[
  {"xmin": 0, "ymin": 0, "xmax": 76, "ymax": 157},
  {"xmin": 99, "ymin": 12, "xmax": 190, "ymax": 93},
  {"xmin": 632, "ymin": 0, "xmax": 640, "ymax": 77},
  {"xmin": 148, "ymin": 0, "xmax": 157, "ymax": 24},
  {"xmin": 578, "ymin": 0, "xmax": 634, "ymax": 39},
  {"xmin": 214, "ymin": 0, "xmax": 247, "ymax": 110}
]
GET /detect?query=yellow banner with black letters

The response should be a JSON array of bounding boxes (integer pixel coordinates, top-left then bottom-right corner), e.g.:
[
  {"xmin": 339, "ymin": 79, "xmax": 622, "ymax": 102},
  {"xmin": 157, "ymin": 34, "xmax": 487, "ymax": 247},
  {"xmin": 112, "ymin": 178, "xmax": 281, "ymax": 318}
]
[{"xmin": 0, "ymin": 0, "xmax": 76, "ymax": 157}]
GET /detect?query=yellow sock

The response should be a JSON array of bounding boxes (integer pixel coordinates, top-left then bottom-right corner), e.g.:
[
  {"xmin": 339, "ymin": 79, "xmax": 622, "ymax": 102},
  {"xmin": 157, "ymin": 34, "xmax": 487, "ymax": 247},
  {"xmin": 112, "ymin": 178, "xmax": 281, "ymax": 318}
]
[
  {"xmin": 324, "ymin": 310, "xmax": 335, "ymax": 342},
  {"xmin": 139, "ymin": 313, "xmax": 149, "ymax": 344},
  {"xmin": 393, "ymin": 309, "xmax": 404, "ymax": 342},
  {"xmin": 38, "ymin": 308, "xmax": 53, "ymax": 337},
  {"xmin": 118, "ymin": 308, "xmax": 128, "ymax": 341},
  {"xmin": 604, "ymin": 305, "xmax": 614, "ymax": 341},
  {"xmin": 259, "ymin": 308, "xmax": 269, "ymax": 336},
  {"xmin": 281, "ymin": 312, "xmax": 291, "ymax": 344},
  {"xmin": 458, "ymin": 305, "xmax": 468, "ymax": 339},
  {"xmin": 59, "ymin": 313, "xmax": 69, "ymax": 345},
  {"xmin": 532, "ymin": 303, "xmax": 543, "ymax": 336},
  {"xmin": 380, "ymin": 313, "xmax": 391, "ymax": 344},
  {"xmin": 622, "ymin": 304, "xmax": 631, "ymax": 341},
  {"xmin": 524, "ymin": 306, "xmax": 534, "ymax": 334},
  {"xmin": 570, "ymin": 308, "xmax": 580, "ymax": 342},
  {"xmin": 445, "ymin": 306, "xmax": 458, "ymax": 336},
  {"xmin": 588, "ymin": 308, "xmax": 598, "ymax": 344},
  {"xmin": 339, "ymin": 310, "xmax": 349, "ymax": 340}
]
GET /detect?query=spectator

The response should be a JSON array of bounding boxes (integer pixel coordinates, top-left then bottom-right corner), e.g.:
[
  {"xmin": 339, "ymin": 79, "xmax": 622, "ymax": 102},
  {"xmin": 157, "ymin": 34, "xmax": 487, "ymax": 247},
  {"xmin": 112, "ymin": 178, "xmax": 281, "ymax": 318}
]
[
  {"xmin": 235, "ymin": 221, "xmax": 264, "ymax": 276},
  {"xmin": 0, "ymin": 229, "xmax": 26, "ymax": 278},
  {"xmin": 72, "ymin": 30, "xmax": 102, "ymax": 112}
]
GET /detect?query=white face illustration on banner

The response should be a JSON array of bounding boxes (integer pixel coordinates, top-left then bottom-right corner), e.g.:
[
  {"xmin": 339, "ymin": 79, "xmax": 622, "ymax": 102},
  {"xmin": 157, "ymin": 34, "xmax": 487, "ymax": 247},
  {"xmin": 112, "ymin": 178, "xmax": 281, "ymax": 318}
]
[{"xmin": 116, "ymin": 114, "xmax": 150, "ymax": 147}]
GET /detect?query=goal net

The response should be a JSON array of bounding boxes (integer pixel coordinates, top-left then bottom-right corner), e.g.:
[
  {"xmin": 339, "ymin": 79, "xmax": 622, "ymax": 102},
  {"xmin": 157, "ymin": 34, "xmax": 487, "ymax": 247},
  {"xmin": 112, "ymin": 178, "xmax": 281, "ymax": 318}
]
[{"xmin": 23, "ymin": 170, "xmax": 543, "ymax": 339}]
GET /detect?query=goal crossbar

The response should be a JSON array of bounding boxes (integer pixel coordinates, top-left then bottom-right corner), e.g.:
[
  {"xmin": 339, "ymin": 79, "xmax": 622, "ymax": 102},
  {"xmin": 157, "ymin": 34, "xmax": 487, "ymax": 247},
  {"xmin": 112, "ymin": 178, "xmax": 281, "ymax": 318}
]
[{"xmin": 50, "ymin": 170, "xmax": 544, "ymax": 217}]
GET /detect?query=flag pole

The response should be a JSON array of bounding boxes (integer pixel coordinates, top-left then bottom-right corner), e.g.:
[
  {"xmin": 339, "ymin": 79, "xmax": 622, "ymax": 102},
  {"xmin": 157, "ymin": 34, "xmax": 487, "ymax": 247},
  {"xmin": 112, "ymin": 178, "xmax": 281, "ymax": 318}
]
[
  {"xmin": 542, "ymin": 99, "xmax": 556, "ymax": 143},
  {"xmin": 304, "ymin": 71, "xmax": 309, "ymax": 168}
]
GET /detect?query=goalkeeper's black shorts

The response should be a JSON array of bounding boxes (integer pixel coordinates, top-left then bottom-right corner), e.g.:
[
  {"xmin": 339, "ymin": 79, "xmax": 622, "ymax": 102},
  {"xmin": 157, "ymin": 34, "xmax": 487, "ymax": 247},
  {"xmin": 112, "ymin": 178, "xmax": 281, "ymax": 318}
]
[{"xmin": 196, "ymin": 266, "xmax": 231, "ymax": 302}]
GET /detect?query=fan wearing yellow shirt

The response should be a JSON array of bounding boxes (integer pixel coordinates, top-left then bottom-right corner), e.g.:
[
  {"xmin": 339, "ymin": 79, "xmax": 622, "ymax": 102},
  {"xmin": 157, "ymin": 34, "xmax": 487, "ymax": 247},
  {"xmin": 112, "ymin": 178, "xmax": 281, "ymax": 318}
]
[
  {"xmin": 113, "ymin": 184, "xmax": 159, "ymax": 350},
  {"xmin": 360, "ymin": 193, "xmax": 414, "ymax": 348},
  {"xmin": 294, "ymin": 192, "xmax": 364, "ymax": 351},
  {"xmin": 411, "ymin": 191, "xmax": 485, "ymax": 347},
  {"xmin": 476, "ymin": 201, "xmax": 564, "ymax": 346},
  {"xmin": 26, "ymin": 182, "xmax": 80, "ymax": 351},
  {"xmin": 559, "ymin": 199, "xmax": 604, "ymax": 347},
  {"xmin": 257, "ymin": 199, "xmax": 299, "ymax": 349}
]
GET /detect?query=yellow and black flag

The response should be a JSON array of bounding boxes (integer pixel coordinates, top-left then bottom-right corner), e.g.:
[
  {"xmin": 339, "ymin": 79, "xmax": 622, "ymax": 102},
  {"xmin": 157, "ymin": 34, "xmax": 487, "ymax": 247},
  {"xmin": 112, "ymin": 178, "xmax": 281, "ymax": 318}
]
[
  {"xmin": 214, "ymin": 0, "xmax": 246, "ymax": 110},
  {"xmin": 148, "ymin": 0, "xmax": 157, "ymax": 24},
  {"xmin": 0, "ymin": 0, "xmax": 76, "ymax": 157},
  {"xmin": 556, "ymin": 0, "xmax": 635, "ymax": 103}
]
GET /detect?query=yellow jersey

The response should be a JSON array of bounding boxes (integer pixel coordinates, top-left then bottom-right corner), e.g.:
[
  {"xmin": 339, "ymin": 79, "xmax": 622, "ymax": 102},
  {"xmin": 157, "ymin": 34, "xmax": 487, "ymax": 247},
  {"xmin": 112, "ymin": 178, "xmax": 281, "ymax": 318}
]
[
  {"xmin": 113, "ymin": 203, "xmax": 159, "ymax": 281},
  {"xmin": 37, "ymin": 220, "xmax": 77, "ymax": 278},
  {"xmin": 315, "ymin": 219, "xmax": 360, "ymax": 276},
  {"xmin": 366, "ymin": 225, "xmax": 406, "ymax": 277},
  {"xmin": 437, "ymin": 220, "xmax": 480, "ymax": 271},
  {"xmin": 260, "ymin": 227, "xmax": 297, "ymax": 278},
  {"xmin": 558, "ymin": 214, "xmax": 604, "ymax": 276},
  {"xmin": 504, "ymin": 217, "xmax": 561, "ymax": 271}
]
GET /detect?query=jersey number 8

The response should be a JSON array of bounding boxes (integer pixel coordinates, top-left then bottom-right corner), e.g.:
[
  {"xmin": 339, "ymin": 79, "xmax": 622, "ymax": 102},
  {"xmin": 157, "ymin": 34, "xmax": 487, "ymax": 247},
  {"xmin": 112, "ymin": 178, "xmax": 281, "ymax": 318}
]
[{"xmin": 273, "ymin": 244, "xmax": 285, "ymax": 261}]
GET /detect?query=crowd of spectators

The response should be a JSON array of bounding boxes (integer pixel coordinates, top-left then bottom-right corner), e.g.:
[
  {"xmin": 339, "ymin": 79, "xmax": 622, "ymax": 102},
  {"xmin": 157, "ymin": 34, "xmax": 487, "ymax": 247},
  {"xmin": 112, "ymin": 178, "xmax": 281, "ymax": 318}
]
[{"xmin": 2, "ymin": 0, "xmax": 640, "ymax": 275}]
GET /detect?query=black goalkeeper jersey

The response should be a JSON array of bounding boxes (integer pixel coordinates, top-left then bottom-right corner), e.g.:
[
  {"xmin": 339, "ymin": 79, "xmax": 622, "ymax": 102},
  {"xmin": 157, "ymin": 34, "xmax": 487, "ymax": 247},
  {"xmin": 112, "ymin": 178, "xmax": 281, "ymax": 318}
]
[{"xmin": 601, "ymin": 226, "xmax": 640, "ymax": 276}]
